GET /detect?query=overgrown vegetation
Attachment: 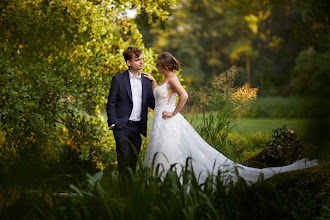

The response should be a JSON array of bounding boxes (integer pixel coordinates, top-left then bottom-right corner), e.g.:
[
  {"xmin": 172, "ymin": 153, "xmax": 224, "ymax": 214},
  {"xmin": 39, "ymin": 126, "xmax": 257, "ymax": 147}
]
[
  {"xmin": 187, "ymin": 66, "xmax": 259, "ymax": 160},
  {"xmin": 242, "ymin": 96, "xmax": 329, "ymax": 118},
  {"xmin": 0, "ymin": 0, "xmax": 179, "ymax": 177},
  {"xmin": 1, "ymin": 162, "xmax": 328, "ymax": 219},
  {"xmin": 1, "ymin": 1, "xmax": 329, "ymax": 219},
  {"xmin": 139, "ymin": 0, "xmax": 330, "ymax": 97}
]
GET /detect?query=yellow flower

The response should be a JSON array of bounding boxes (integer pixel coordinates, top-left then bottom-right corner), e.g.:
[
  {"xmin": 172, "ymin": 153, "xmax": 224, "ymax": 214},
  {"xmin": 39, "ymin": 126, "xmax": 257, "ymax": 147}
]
[{"xmin": 231, "ymin": 84, "xmax": 258, "ymax": 105}]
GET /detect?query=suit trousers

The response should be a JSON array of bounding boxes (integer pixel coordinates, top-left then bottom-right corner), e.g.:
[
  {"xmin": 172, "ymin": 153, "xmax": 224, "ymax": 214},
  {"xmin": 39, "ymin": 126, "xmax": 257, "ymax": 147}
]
[{"xmin": 113, "ymin": 122, "xmax": 142, "ymax": 173}]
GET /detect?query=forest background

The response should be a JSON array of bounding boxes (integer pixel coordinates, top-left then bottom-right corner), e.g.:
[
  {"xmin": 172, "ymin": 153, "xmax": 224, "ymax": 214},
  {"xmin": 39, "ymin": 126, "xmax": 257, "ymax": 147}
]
[{"xmin": 0, "ymin": 0, "xmax": 329, "ymax": 218}]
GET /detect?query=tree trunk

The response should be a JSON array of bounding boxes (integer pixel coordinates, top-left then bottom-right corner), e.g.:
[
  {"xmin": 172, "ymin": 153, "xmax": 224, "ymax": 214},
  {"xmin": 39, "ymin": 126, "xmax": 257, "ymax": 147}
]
[{"xmin": 245, "ymin": 51, "xmax": 251, "ymax": 86}]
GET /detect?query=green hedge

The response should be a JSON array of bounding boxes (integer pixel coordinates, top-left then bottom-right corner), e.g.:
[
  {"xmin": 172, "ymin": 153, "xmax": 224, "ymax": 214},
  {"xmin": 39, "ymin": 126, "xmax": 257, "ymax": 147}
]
[{"xmin": 243, "ymin": 96, "xmax": 327, "ymax": 118}]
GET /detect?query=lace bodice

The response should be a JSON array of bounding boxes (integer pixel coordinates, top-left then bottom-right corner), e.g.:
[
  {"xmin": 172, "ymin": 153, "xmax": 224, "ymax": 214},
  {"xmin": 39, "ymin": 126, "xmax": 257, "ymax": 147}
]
[{"xmin": 153, "ymin": 81, "xmax": 178, "ymax": 112}]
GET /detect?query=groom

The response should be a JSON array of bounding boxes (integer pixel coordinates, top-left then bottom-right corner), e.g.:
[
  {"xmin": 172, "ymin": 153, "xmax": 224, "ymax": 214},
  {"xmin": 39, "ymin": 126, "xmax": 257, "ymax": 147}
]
[{"xmin": 106, "ymin": 46, "xmax": 155, "ymax": 174}]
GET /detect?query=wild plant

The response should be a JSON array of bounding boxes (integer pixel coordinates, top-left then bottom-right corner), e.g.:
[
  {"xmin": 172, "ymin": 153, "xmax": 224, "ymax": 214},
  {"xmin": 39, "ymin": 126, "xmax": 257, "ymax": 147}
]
[
  {"xmin": 26, "ymin": 157, "xmax": 326, "ymax": 220},
  {"xmin": 190, "ymin": 66, "xmax": 258, "ymax": 154}
]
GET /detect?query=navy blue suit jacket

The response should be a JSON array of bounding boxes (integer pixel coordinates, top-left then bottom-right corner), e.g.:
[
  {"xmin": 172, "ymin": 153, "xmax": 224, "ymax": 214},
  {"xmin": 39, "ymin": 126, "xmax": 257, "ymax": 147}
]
[{"xmin": 106, "ymin": 70, "xmax": 155, "ymax": 137}]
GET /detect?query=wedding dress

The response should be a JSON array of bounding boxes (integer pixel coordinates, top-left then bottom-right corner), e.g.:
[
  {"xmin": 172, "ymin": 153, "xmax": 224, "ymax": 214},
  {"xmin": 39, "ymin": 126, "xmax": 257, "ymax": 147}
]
[{"xmin": 144, "ymin": 81, "xmax": 317, "ymax": 185}]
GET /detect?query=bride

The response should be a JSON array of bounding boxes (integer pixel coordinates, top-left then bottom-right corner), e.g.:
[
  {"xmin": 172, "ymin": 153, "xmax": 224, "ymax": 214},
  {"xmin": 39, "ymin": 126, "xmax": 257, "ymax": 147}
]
[{"xmin": 142, "ymin": 52, "xmax": 317, "ymax": 185}]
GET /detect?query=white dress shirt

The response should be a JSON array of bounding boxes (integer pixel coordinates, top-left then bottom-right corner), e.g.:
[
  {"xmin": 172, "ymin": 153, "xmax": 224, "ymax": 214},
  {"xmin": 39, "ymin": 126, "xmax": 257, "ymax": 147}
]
[{"xmin": 128, "ymin": 70, "xmax": 142, "ymax": 121}]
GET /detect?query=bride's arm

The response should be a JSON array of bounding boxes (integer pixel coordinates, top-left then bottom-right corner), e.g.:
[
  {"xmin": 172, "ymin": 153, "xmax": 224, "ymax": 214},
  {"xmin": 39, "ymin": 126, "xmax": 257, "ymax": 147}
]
[
  {"xmin": 162, "ymin": 77, "xmax": 188, "ymax": 119},
  {"xmin": 142, "ymin": 73, "xmax": 157, "ymax": 91}
]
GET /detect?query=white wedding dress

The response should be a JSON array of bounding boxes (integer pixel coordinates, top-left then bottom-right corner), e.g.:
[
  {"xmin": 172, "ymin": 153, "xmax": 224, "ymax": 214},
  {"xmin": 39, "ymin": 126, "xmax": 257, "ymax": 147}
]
[{"xmin": 144, "ymin": 82, "xmax": 317, "ymax": 185}]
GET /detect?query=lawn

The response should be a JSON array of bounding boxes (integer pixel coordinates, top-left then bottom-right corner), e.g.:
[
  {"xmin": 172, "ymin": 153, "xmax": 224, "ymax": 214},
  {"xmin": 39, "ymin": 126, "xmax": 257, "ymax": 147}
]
[
  {"xmin": 181, "ymin": 111, "xmax": 311, "ymax": 135},
  {"xmin": 231, "ymin": 117, "xmax": 311, "ymax": 134}
]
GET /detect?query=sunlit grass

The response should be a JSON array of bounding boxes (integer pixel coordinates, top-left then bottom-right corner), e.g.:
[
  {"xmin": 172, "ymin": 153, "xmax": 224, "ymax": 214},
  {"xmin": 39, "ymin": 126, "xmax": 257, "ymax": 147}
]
[
  {"xmin": 183, "ymin": 112, "xmax": 310, "ymax": 134},
  {"xmin": 232, "ymin": 117, "xmax": 311, "ymax": 133}
]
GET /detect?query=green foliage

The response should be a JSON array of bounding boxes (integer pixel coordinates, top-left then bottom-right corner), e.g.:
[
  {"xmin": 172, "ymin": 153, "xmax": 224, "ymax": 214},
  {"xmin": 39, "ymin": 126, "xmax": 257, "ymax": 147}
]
[
  {"xmin": 241, "ymin": 125, "xmax": 314, "ymax": 169},
  {"xmin": 243, "ymin": 96, "xmax": 327, "ymax": 118},
  {"xmin": 139, "ymin": 0, "xmax": 330, "ymax": 96},
  {"xmin": 249, "ymin": 0, "xmax": 330, "ymax": 95},
  {"xmin": 139, "ymin": 0, "xmax": 258, "ymax": 89},
  {"xmin": 2, "ymin": 163, "xmax": 328, "ymax": 219},
  {"xmin": 227, "ymin": 131, "xmax": 271, "ymax": 162},
  {"xmin": 293, "ymin": 47, "xmax": 330, "ymax": 97},
  {"xmin": 0, "ymin": 0, "xmax": 179, "ymax": 175},
  {"xmin": 1, "ymin": 1, "xmax": 328, "ymax": 218},
  {"xmin": 189, "ymin": 66, "xmax": 257, "ymax": 155}
]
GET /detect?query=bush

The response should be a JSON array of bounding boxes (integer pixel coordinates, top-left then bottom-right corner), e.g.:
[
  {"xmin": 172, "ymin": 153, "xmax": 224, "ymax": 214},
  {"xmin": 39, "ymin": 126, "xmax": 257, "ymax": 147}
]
[
  {"xmin": 2, "ymin": 162, "xmax": 327, "ymax": 220},
  {"xmin": 227, "ymin": 131, "xmax": 272, "ymax": 162},
  {"xmin": 243, "ymin": 96, "xmax": 324, "ymax": 118}
]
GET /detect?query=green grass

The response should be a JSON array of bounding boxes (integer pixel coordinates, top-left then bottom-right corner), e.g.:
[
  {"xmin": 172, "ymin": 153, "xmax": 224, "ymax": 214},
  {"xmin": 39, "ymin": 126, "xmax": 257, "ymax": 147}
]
[
  {"xmin": 232, "ymin": 117, "xmax": 311, "ymax": 134},
  {"xmin": 181, "ymin": 113, "xmax": 313, "ymax": 162},
  {"xmin": 2, "ymin": 164, "xmax": 327, "ymax": 220},
  {"xmin": 183, "ymin": 112, "xmax": 310, "ymax": 134}
]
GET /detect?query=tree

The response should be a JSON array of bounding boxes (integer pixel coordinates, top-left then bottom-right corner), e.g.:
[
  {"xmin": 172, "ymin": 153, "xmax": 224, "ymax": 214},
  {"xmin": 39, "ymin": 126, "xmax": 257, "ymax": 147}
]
[
  {"xmin": 0, "ymin": 0, "xmax": 179, "ymax": 174},
  {"xmin": 238, "ymin": 0, "xmax": 330, "ymax": 160},
  {"xmin": 137, "ymin": 0, "xmax": 259, "ymax": 89},
  {"xmin": 240, "ymin": 0, "xmax": 330, "ymax": 95},
  {"xmin": 138, "ymin": 0, "xmax": 330, "ymax": 95}
]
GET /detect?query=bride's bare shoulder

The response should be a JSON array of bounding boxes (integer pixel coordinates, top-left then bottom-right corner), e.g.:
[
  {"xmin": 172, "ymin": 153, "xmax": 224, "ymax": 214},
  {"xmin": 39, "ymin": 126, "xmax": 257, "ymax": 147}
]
[
  {"xmin": 168, "ymin": 75, "xmax": 180, "ymax": 85},
  {"xmin": 167, "ymin": 75, "xmax": 183, "ymax": 92}
]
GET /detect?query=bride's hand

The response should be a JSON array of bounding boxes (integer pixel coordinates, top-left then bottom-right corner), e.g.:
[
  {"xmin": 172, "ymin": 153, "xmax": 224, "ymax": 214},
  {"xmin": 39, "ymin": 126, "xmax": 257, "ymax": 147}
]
[
  {"xmin": 143, "ymin": 72, "xmax": 157, "ymax": 91},
  {"xmin": 162, "ymin": 111, "xmax": 174, "ymax": 119},
  {"xmin": 142, "ymin": 73, "xmax": 155, "ymax": 82}
]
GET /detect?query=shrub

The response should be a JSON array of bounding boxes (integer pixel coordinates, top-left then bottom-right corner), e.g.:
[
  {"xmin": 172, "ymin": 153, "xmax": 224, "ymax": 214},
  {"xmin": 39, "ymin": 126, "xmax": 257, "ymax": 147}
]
[
  {"xmin": 2, "ymin": 162, "xmax": 327, "ymax": 220},
  {"xmin": 243, "ymin": 96, "xmax": 325, "ymax": 118}
]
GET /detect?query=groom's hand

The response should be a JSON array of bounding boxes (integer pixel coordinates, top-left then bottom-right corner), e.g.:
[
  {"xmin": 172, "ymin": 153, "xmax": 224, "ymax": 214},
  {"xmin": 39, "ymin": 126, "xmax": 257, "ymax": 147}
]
[{"xmin": 109, "ymin": 124, "xmax": 115, "ymax": 130}]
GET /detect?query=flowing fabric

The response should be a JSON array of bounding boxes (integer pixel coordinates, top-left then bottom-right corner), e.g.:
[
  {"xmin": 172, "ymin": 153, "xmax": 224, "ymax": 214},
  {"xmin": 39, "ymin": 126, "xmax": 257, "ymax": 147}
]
[{"xmin": 144, "ymin": 82, "xmax": 317, "ymax": 185}]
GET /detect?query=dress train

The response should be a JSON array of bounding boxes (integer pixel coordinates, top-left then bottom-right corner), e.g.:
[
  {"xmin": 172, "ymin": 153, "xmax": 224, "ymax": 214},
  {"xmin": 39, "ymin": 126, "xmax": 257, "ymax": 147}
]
[{"xmin": 144, "ymin": 82, "xmax": 318, "ymax": 185}]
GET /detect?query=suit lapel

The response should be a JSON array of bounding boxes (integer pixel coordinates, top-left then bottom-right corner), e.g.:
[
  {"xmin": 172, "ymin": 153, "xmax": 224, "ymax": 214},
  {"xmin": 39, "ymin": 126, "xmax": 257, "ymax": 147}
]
[
  {"xmin": 142, "ymin": 74, "xmax": 147, "ymax": 107},
  {"xmin": 124, "ymin": 71, "xmax": 132, "ymax": 101}
]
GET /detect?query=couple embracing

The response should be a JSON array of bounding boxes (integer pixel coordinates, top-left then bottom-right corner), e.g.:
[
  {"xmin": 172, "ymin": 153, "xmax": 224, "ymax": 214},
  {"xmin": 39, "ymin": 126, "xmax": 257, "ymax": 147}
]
[{"xmin": 107, "ymin": 46, "xmax": 317, "ymax": 185}]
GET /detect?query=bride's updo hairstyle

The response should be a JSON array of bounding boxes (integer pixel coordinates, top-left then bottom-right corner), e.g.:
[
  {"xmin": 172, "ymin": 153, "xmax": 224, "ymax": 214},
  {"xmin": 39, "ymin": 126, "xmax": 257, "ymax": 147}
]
[{"xmin": 157, "ymin": 52, "xmax": 181, "ymax": 71}]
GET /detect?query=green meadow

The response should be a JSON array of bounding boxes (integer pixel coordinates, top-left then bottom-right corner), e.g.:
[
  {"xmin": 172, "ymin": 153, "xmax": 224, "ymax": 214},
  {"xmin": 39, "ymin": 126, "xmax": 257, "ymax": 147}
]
[
  {"xmin": 184, "ymin": 114, "xmax": 310, "ymax": 134},
  {"xmin": 232, "ymin": 118, "xmax": 310, "ymax": 133}
]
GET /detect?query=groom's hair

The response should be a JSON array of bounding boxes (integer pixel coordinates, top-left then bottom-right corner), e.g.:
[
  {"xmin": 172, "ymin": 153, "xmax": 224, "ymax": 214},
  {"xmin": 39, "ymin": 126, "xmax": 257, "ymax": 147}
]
[{"xmin": 123, "ymin": 46, "xmax": 142, "ymax": 61}]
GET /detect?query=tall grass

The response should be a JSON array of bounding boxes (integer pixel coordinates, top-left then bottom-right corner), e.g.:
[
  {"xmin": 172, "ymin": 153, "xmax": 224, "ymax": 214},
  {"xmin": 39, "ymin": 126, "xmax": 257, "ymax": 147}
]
[
  {"xmin": 3, "ymin": 160, "xmax": 326, "ymax": 220},
  {"xmin": 188, "ymin": 66, "xmax": 258, "ymax": 155}
]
